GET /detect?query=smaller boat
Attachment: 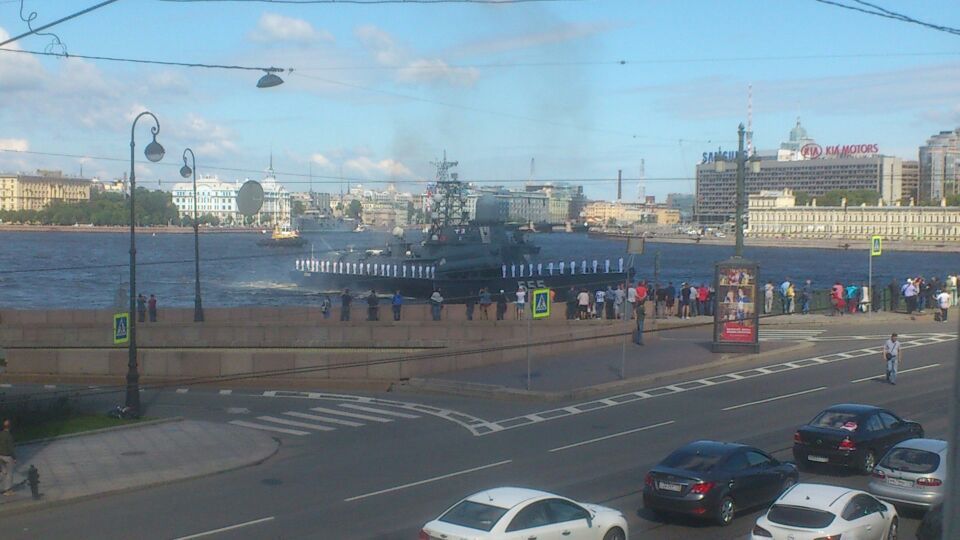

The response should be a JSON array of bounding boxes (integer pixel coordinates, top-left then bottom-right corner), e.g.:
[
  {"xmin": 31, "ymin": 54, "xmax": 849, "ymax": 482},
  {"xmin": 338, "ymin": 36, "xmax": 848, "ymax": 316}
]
[{"xmin": 258, "ymin": 224, "xmax": 306, "ymax": 247}]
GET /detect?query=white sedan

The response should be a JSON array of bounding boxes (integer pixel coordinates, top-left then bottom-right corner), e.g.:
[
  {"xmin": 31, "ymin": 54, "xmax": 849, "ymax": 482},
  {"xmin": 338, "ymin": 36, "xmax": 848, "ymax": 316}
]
[
  {"xmin": 419, "ymin": 487, "xmax": 628, "ymax": 540},
  {"xmin": 751, "ymin": 483, "xmax": 898, "ymax": 540}
]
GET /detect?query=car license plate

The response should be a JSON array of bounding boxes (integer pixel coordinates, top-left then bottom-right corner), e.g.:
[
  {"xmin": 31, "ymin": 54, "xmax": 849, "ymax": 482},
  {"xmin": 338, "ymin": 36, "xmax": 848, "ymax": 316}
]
[
  {"xmin": 808, "ymin": 455, "xmax": 829, "ymax": 463},
  {"xmin": 657, "ymin": 482, "xmax": 682, "ymax": 492},
  {"xmin": 887, "ymin": 478, "xmax": 912, "ymax": 487}
]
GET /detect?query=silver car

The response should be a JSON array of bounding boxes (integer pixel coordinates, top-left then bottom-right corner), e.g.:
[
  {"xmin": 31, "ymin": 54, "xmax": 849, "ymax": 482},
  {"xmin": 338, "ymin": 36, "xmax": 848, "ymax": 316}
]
[{"xmin": 868, "ymin": 438, "xmax": 947, "ymax": 510}]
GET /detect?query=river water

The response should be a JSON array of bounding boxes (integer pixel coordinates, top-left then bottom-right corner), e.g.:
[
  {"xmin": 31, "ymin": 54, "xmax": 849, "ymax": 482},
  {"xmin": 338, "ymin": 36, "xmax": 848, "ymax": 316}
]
[{"xmin": 1, "ymin": 230, "xmax": 958, "ymax": 308}]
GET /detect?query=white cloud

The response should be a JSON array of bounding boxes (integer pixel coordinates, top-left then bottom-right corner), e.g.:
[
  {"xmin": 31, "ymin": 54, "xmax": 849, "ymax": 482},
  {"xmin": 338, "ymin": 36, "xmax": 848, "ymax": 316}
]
[
  {"xmin": 250, "ymin": 13, "xmax": 332, "ymax": 45},
  {"xmin": 452, "ymin": 21, "xmax": 621, "ymax": 57},
  {"xmin": 310, "ymin": 153, "xmax": 332, "ymax": 168},
  {"xmin": 0, "ymin": 138, "xmax": 29, "ymax": 152},
  {"xmin": 176, "ymin": 114, "xmax": 239, "ymax": 158},
  {"xmin": 344, "ymin": 156, "xmax": 414, "ymax": 179},
  {"xmin": 355, "ymin": 25, "xmax": 479, "ymax": 88}
]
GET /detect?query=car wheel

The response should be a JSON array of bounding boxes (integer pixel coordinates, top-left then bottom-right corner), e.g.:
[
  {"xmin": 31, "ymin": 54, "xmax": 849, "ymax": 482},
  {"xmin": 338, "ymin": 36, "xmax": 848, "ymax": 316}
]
[
  {"xmin": 717, "ymin": 496, "xmax": 736, "ymax": 526},
  {"xmin": 602, "ymin": 527, "xmax": 626, "ymax": 540},
  {"xmin": 860, "ymin": 450, "xmax": 877, "ymax": 474},
  {"xmin": 888, "ymin": 516, "xmax": 898, "ymax": 540}
]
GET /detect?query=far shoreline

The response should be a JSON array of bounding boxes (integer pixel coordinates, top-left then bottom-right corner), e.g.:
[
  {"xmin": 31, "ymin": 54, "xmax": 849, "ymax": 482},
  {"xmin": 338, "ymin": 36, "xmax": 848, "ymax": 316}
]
[{"xmin": 0, "ymin": 224, "xmax": 261, "ymax": 234}]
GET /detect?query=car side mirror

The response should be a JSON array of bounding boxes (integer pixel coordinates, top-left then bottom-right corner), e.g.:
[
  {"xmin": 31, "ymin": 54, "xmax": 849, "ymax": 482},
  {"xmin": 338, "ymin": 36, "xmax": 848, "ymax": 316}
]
[{"xmin": 585, "ymin": 512, "xmax": 594, "ymax": 528}]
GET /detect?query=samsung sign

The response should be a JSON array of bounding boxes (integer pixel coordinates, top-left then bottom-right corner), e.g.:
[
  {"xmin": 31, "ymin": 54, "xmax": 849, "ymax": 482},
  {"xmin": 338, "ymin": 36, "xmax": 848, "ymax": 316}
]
[
  {"xmin": 801, "ymin": 143, "xmax": 879, "ymax": 159},
  {"xmin": 701, "ymin": 150, "xmax": 739, "ymax": 163}
]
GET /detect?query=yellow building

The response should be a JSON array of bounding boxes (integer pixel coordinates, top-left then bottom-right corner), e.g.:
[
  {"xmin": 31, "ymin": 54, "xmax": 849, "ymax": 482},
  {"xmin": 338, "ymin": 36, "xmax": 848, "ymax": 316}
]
[
  {"xmin": 747, "ymin": 189, "xmax": 960, "ymax": 241},
  {"xmin": 0, "ymin": 170, "xmax": 92, "ymax": 212},
  {"xmin": 582, "ymin": 201, "xmax": 680, "ymax": 225}
]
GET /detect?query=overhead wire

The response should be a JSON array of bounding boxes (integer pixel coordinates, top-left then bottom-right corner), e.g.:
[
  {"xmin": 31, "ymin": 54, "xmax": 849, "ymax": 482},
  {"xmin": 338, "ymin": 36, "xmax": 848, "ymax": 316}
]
[
  {"xmin": 0, "ymin": 0, "xmax": 120, "ymax": 48},
  {"xmin": 811, "ymin": 0, "xmax": 960, "ymax": 36}
]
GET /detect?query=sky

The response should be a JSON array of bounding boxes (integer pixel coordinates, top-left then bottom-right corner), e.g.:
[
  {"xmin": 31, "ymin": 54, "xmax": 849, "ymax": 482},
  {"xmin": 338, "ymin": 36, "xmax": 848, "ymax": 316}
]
[{"xmin": 0, "ymin": 0, "xmax": 958, "ymax": 201}]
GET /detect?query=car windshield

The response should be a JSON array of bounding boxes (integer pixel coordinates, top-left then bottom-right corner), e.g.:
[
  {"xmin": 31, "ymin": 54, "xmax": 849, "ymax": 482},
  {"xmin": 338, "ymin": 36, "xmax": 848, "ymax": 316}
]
[
  {"xmin": 767, "ymin": 505, "xmax": 836, "ymax": 528},
  {"xmin": 880, "ymin": 448, "xmax": 941, "ymax": 474},
  {"xmin": 810, "ymin": 410, "xmax": 860, "ymax": 430},
  {"xmin": 439, "ymin": 500, "xmax": 509, "ymax": 532},
  {"xmin": 661, "ymin": 449, "xmax": 725, "ymax": 472}
]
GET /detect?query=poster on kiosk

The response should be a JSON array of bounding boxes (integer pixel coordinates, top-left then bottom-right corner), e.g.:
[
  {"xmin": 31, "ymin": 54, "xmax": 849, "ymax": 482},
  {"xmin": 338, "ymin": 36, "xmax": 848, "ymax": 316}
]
[{"xmin": 712, "ymin": 258, "xmax": 760, "ymax": 353}]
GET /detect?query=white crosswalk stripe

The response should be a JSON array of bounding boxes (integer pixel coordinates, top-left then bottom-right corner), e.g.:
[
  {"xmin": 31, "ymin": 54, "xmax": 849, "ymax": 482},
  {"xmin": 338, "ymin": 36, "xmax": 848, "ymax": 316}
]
[
  {"xmin": 338, "ymin": 403, "xmax": 420, "ymax": 419},
  {"xmin": 309, "ymin": 406, "xmax": 393, "ymax": 423},
  {"xmin": 284, "ymin": 411, "xmax": 364, "ymax": 427},
  {"xmin": 229, "ymin": 420, "xmax": 310, "ymax": 436},
  {"xmin": 257, "ymin": 415, "xmax": 336, "ymax": 432}
]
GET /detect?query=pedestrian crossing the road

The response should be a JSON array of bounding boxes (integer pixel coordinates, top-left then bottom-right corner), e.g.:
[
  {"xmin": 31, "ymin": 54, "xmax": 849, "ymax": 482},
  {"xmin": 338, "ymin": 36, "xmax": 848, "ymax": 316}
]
[{"xmin": 228, "ymin": 402, "xmax": 421, "ymax": 437}]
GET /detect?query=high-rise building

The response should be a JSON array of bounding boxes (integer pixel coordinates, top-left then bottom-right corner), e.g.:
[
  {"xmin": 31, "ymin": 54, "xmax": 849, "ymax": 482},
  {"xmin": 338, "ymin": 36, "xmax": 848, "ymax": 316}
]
[
  {"xmin": 901, "ymin": 160, "xmax": 919, "ymax": 203},
  {"xmin": 695, "ymin": 122, "xmax": 900, "ymax": 223},
  {"xmin": 919, "ymin": 128, "xmax": 960, "ymax": 201},
  {"xmin": 0, "ymin": 170, "xmax": 91, "ymax": 212}
]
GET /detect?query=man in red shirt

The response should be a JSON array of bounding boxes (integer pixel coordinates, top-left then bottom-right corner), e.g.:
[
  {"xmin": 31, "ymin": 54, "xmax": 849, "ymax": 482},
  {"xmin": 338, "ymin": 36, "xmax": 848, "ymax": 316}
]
[
  {"xmin": 697, "ymin": 284, "xmax": 709, "ymax": 317},
  {"xmin": 635, "ymin": 281, "xmax": 648, "ymax": 319}
]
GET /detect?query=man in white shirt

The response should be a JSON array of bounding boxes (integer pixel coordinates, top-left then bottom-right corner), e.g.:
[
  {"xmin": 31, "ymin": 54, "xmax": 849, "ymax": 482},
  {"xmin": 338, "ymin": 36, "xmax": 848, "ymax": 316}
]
[
  {"xmin": 936, "ymin": 289, "xmax": 951, "ymax": 322},
  {"xmin": 882, "ymin": 333, "xmax": 902, "ymax": 385},
  {"xmin": 764, "ymin": 282, "xmax": 774, "ymax": 314},
  {"xmin": 902, "ymin": 279, "xmax": 918, "ymax": 314},
  {"xmin": 515, "ymin": 286, "xmax": 526, "ymax": 319},
  {"xmin": 577, "ymin": 289, "xmax": 590, "ymax": 320},
  {"xmin": 626, "ymin": 284, "xmax": 637, "ymax": 320}
]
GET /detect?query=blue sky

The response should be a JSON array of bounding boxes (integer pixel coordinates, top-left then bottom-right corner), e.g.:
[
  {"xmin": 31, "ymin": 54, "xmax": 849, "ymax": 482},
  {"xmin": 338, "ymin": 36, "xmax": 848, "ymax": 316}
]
[{"xmin": 0, "ymin": 0, "xmax": 958, "ymax": 201}]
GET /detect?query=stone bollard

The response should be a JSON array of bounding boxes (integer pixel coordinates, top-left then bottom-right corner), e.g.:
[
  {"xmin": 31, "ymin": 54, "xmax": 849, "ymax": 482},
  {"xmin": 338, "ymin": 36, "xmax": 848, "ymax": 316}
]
[{"xmin": 27, "ymin": 465, "xmax": 40, "ymax": 499}]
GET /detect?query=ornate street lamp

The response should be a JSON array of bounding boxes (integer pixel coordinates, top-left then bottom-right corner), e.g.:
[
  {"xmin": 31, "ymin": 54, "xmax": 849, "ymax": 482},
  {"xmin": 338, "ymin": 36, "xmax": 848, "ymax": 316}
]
[
  {"xmin": 180, "ymin": 149, "xmax": 204, "ymax": 322},
  {"xmin": 127, "ymin": 111, "xmax": 164, "ymax": 416}
]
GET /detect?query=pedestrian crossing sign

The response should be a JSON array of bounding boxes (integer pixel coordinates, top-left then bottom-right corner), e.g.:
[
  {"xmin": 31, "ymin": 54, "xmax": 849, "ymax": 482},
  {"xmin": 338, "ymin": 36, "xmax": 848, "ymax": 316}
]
[
  {"xmin": 532, "ymin": 288, "xmax": 551, "ymax": 319},
  {"xmin": 113, "ymin": 312, "xmax": 130, "ymax": 344},
  {"xmin": 871, "ymin": 235, "xmax": 882, "ymax": 257}
]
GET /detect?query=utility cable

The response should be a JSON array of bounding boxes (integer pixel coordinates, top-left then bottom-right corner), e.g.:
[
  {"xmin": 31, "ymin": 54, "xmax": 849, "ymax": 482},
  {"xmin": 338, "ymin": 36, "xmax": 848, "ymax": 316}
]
[
  {"xmin": 0, "ymin": 0, "xmax": 120, "ymax": 48},
  {"xmin": 0, "ymin": 46, "xmax": 287, "ymax": 74},
  {"xmin": 812, "ymin": 0, "xmax": 960, "ymax": 36}
]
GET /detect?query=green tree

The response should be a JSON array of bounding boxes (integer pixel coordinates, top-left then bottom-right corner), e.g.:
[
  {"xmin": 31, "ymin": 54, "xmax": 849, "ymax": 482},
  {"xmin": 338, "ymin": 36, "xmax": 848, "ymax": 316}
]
[
  {"xmin": 346, "ymin": 200, "xmax": 362, "ymax": 219},
  {"xmin": 292, "ymin": 199, "xmax": 306, "ymax": 217},
  {"xmin": 793, "ymin": 191, "xmax": 811, "ymax": 206},
  {"xmin": 946, "ymin": 194, "xmax": 960, "ymax": 207}
]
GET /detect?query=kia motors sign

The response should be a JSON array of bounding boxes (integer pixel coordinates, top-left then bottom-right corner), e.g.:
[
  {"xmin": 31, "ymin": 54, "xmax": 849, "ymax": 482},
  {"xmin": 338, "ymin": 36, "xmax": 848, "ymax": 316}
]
[
  {"xmin": 801, "ymin": 143, "xmax": 822, "ymax": 159},
  {"xmin": 801, "ymin": 142, "xmax": 879, "ymax": 159}
]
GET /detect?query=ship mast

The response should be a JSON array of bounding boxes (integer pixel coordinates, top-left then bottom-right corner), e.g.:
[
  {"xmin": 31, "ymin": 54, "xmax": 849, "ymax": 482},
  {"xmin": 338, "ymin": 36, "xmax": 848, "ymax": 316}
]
[{"xmin": 429, "ymin": 151, "xmax": 467, "ymax": 228}]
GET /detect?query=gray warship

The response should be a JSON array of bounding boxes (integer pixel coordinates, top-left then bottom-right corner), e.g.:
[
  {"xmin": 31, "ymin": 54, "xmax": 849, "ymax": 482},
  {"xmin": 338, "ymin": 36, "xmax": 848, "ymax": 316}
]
[{"xmin": 291, "ymin": 156, "xmax": 628, "ymax": 302}]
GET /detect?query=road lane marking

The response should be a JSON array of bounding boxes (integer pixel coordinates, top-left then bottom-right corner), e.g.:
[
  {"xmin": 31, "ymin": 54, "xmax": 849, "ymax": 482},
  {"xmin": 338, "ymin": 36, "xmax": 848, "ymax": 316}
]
[
  {"xmin": 228, "ymin": 420, "xmax": 309, "ymax": 436},
  {"xmin": 345, "ymin": 460, "xmax": 512, "ymax": 502},
  {"xmin": 172, "ymin": 516, "xmax": 275, "ymax": 539},
  {"xmin": 851, "ymin": 363, "xmax": 941, "ymax": 383},
  {"xmin": 722, "ymin": 386, "xmax": 828, "ymax": 411},
  {"xmin": 176, "ymin": 388, "xmax": 189, "ymax": 394},
  {"xmin": 284, "ymin": 411, "xmax": 363, "ymax": 427},
  {"xmin": 338, "ymin": 403, "xmax": 420, "ymax": 418},
  {"xmin": 487, "ymin": 333, "xmax": 956, "ymax": 435},
  {"xmin": 257, "ymin": 415, "xmax": 336, "ymax": 432},
  {"xmin": 309, "ymin": 406, "xmax": 393, "ymax": 423},
  {"xmin": 219, "ymin": 389, "xmax": 232, "ymax": 395},
  {"xmin": 548, "ymin": 421, "xmax": 675, "ymax": 453}
]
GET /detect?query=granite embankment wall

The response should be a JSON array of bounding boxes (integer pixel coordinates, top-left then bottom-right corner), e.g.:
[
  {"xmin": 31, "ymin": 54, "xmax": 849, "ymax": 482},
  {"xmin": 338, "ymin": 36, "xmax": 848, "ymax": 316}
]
[{"xmin": 0, "ymin": 305, "xmax": 647, "ymax": 383}]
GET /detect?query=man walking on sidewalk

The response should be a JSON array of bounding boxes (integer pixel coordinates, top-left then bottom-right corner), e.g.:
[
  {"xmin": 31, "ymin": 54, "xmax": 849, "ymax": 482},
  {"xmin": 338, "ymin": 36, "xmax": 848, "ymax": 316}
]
[
  {"xmin": 882, "ymin": 333, "xmax": 901, "ymax": 385},
  {"xmin": 0, "ymin": 419, "xmax": 15, "ymax": 496},
  {"xmin": 936, "ymin": 289, "xmax": 951, "ymax": 322}
]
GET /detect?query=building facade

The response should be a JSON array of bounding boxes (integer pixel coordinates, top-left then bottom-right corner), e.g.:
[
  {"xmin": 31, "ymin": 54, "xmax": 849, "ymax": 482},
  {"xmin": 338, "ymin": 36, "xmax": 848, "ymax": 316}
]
[
  {"xmin": 919, "ymin": 128, "xmax": 960, "ymax": 201},
  {"xmin": 747, "ymin": 189, "xmax": 960, "ymax": 242},
  {"xmin": 696, "ymin": 155, "xmax": 902, "ymax": 223},
  {"xmin": 171, "ymin": 173, "xmax": 291, "ymax": 226},
  {"xmin": 901, "ymin": 160, "xmax": 919, "ymax": 203},
  {"xmin": 582, "ymin": 201, "xmax": 681, "ymax": 225},
  {"xmin": 0, "ymin": 170, "xmax": 92, "ymax": 212}
]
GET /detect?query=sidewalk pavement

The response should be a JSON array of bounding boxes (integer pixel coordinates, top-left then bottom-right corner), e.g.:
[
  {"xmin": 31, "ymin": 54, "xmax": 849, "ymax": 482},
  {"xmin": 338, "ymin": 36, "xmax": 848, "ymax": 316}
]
[
  {"xmin": 408, "ymin": 310, "xmax": 944, "ymax": 399},
  {"xmin": 0, "ymin": 418, "xmax": 279, "ymax": 514}
]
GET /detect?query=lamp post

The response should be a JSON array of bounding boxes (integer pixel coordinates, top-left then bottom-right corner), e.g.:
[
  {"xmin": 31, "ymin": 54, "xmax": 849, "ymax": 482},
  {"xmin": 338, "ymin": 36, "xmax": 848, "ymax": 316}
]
[
  {"xmin": 180, "ymin": 149, "xmax": 204, "ymax": 322},
  {"xmin": 127, "ymin": 111, "xmax": 165, "ymax": 415},
  {"xmin": 734, "ymin": 123, "xmax": 746, "ymax": 258}
]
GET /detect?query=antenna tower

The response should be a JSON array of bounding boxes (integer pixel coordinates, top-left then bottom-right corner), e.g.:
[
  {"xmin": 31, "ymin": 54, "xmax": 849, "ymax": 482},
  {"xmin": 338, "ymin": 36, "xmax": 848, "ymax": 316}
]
[
  {"xmin": 529, "ymin": 158, "xmax": 535, "ymax": 181},
  {"xmin": 746, "ymin": 84, "xmax": 754, "ymax": 156},
  {"xmin": 429, "ymin": 150, "xmax": 467, "ymax": 226}
]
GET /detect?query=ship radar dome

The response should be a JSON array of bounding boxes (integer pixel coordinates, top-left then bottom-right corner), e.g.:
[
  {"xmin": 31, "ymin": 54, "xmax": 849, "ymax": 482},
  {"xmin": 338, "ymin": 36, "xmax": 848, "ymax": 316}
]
[{"xmin": 474, "ymin": 194, "xmax": 501, "ymax": 224}]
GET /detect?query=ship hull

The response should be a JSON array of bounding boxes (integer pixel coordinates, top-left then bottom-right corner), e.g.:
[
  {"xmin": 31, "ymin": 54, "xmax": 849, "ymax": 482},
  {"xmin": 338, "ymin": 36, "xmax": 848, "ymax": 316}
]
[{"xmin": 290, "ymin": 270, "xmax": 627, "ymax": 302}]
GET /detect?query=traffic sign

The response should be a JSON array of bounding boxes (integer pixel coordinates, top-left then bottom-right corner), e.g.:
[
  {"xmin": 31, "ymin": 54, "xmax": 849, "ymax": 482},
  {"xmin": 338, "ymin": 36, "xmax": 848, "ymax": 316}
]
[
  {"xmin": 113, "ymin": 312, "xmax": 130, "ymax": 344},
  {"xmin": 871, "ymin": 235, "xmax": 882, "ymax": 257},
  {"xmin": 532, "ymin": 288, "xmax": 551, "ymax": 319}
]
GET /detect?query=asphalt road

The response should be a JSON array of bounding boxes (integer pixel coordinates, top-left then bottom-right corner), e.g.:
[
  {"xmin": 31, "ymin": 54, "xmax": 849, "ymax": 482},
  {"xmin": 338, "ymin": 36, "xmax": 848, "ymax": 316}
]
[{"xmin": 1, "ymin": 327, "xmax": 955, "ymax": 540}]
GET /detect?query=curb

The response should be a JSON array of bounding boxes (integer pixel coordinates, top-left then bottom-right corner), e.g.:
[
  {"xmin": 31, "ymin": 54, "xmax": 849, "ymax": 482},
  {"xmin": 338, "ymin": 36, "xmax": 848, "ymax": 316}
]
[
  {"xmin": 20, "ymin": 416, "xmax": 183, "ymax": 446},
  {"xmin": 0, "ymin": 424, "xmax": 281, "ymax": 517},
  {"xmin": 398, "ymin": 341, "xmax": 817, "ymax": 402}
]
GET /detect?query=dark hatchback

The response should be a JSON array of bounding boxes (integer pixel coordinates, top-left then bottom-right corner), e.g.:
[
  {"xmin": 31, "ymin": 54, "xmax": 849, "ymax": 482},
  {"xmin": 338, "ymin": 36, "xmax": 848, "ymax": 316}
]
[
  {"xmin": 792, "ymin": 404, "xmax": 924, "ymax": 473},
  {"xmin": 642, "ymin": 440, "xmax": 798, "ymax": 526}
]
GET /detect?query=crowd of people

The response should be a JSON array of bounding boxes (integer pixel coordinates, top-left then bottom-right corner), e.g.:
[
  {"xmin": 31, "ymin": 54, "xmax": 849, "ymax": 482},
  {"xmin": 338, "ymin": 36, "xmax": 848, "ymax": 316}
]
[{"xmin": 316, "ymin": 274, "xmax": 959, "ymax": 323}]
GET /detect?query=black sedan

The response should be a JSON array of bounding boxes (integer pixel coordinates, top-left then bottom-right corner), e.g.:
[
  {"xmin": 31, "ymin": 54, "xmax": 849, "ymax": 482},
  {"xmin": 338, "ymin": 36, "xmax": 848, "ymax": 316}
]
[
  {"xmin": 792, "ymin": 403, "xmax": 924, "ymax": 473},
  {"xmin": 642, "ymin": 440, "xmax": 798, "ymax": 526}
]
